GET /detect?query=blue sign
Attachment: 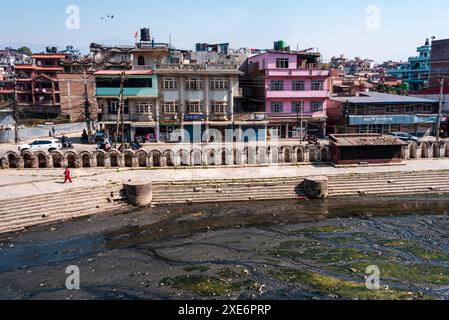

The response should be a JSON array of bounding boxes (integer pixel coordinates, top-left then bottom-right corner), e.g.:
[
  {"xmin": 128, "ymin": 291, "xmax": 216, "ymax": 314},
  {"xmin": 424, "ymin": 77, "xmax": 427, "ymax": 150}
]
[
  {"xmin": 184, "ymin": 114, "xmax": 205, "ymax": 121},
  {"xmin": 349, "ymin": 115, "xmax": 438, "ymax": 126}
]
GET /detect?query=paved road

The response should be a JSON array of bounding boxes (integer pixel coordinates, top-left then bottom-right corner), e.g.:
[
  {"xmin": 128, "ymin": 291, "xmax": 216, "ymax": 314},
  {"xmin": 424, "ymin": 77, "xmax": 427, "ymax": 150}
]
[{"xmin": 1, "ymin": 159, "xmax": 449, "ymax": 201}]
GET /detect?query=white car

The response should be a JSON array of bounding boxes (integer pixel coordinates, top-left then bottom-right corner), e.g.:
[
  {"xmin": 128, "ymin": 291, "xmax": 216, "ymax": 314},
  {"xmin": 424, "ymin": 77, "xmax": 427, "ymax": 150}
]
[{"xmin": 18, "ymin": 139, "xmax": 62, "ymax": 153}]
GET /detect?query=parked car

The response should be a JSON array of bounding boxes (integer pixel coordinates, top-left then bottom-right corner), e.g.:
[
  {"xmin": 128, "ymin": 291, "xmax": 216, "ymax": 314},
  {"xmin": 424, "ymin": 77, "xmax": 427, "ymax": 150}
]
[
  {"xmin": 18, "ymin": 139, "xmax": 62, "ymax": 153},
  {"xmin": 389, "ymin": 132, "xmax": 419, "ymax": 142}
]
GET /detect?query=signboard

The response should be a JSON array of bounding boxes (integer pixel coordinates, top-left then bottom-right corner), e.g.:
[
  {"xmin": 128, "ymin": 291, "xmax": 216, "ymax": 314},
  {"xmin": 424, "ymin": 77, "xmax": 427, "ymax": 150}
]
[
  {"xmin": 184, "ymin": 114, "xmax": 205, "ymax": 121},
  {"xmin": 349, "ymin": 115, "xmax": 438, "ymax": 126}
]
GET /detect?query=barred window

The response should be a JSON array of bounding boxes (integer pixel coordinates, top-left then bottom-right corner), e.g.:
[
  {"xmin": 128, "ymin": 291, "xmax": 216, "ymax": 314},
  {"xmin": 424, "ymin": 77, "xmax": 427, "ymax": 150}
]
[
  {"xmin": 162, "ymin": 102, "xmax": 179, "ymax": 114},
  {"xmin": 210, "ymin": 78, "xmax": 228, "ymax": 90},
  {"xmin": 212, "ymin": 101, "xmax": 227, "ymax": 114},
  {"xmin": 310, "ymin": 102, "xmax": 323, "ymax": 112},
  {"xmin": 292, "ymin": 101, "xmax": 304, "ymax": 113},
  {"xmin": 386, "ymin": 106, "xmax": 399, "ymax": 113},
  {"xmin": 270, "ymin": 80, "xmax": 284, "ymax": 91},
  {"xmin": 161, "ymin": 78, "xmax": 178, "ymax": 90},
  {"xmin": 311, "ymin": 80, "xmax": 324, "ymax": 91},
  {"xmin": 292, "ymin": 80, "xmax": 305, "ymax": 91},
  {"xmin": 276, "ymin": 58, "xmax": 289, "ymax": 69},
  {"xmin": 187, "ymin": 101, "xmax": 203, "ymax": 114},
  {"xmin": 136, "ymin": 102, "xmax": 152, "ymax": 114},
  {"xmin": 270, "ymin": 102, "xmax": 283, "ymax": 113},
  {"xmin": 186, "ymin": 78, "xmax": 204, "ymax": 90}
]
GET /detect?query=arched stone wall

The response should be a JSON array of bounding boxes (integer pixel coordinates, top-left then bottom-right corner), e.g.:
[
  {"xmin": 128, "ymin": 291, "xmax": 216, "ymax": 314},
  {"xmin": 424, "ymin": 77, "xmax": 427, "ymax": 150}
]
[{"xmin": 4, "ymin": 141, "xmax": 449, "ymax": 170}]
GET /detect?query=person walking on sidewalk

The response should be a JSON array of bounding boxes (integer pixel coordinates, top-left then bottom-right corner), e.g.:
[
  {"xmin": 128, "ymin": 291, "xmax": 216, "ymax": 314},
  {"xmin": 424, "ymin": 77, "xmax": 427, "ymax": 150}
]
[{"xmin": 64, "ymin": 167, "xmax": 73, "ymax": 184}]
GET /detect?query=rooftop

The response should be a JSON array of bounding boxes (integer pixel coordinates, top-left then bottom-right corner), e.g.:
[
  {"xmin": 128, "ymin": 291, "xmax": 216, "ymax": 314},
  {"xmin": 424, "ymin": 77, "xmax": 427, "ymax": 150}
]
[
  {"xmin": 94, "ymin": 70, "xmax": 154, "ymax": 76},
  {"xmin": 329, "ymin": 134, "xmax": 407, "ymax": 147},
  {"xmin": 330, "ymin": 92, "xmax": 438, "ymax": 104}
]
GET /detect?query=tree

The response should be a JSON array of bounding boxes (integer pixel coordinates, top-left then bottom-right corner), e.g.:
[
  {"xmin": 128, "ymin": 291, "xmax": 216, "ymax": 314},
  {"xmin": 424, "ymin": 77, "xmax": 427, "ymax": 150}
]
[{"xmin": 17, "ymin": 46, "xmax": 32, "ymax": 56}]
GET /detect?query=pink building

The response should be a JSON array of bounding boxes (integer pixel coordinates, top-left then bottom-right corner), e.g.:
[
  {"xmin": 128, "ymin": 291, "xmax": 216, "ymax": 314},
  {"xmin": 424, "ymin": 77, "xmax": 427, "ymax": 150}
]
[{"xmin": 245, "ymin": 51, "xmax": 331, "ymax": 139}]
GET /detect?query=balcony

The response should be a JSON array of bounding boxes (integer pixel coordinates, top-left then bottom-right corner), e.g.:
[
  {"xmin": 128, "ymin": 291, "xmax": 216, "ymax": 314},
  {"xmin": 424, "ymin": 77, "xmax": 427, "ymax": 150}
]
[
  {"xmin": 266, "ymin": 90, "xmax": 330, "ymax": 99},
  {"xmin": 96, "ymin": 87, "xmax": 158, "ymax": 98},
  {"xmin": 267, "ymin": 69, "xmax": 330, "ymax": 77}
]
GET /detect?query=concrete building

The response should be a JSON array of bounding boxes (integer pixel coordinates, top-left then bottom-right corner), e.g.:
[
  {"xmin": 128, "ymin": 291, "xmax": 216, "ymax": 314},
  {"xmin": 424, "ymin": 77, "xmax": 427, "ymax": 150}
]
[
  {"xmin": 429, "ymin": 38, "xmax": 449, "ymax": 87},
  {"xmin": 156, "ymin": 64, "xmax": 243, "ymax": 142},
  {"xmin": 328, "ymin": 92, "xmax": 440, "ymax": 137},
  {"xmin": 245, "ymin": 49, "xmax": 331, "ymax": 139},
  {"xmin": 388, "ymin": 39, "xmax": 431, "ymax": 91},
  {"xmin": 14, "ymin": 52, "xmax": 66, "ymax": 118}
]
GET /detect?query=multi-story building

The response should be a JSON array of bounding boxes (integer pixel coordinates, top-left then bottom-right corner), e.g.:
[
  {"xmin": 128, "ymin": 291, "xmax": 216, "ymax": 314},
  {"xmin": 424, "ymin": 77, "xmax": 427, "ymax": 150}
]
[
  {"xmin": 429, "ymin": 38, "xmax": 449, "ymax": 87},
  {"xmin": 156, "ymin": 64, "xmax": 243, "ymax": 142},
  {"xmin": 327, "ymin": 92, "xmax": 439, "ymax": 137},
  {"xmin": 96, "ymin": 29, "xmax": 246, "ymax": 143},
  {"xmin": 244, "ymin": 49, "xmax": 331, "ymax": 139},
  {"xmin": 14, "ymin": 52, "xmax": 66, "ymax": 118},
  {"xmin": 388, "ymin": 39, "xmax": 431, "ymax": 91}
]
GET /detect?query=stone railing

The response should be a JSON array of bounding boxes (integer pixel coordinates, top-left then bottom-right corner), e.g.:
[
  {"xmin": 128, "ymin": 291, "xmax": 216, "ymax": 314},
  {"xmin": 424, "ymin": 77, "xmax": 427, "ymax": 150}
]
[{"xmin": 1, "ymin": 141, "xmax": 449, "ymax": 170}]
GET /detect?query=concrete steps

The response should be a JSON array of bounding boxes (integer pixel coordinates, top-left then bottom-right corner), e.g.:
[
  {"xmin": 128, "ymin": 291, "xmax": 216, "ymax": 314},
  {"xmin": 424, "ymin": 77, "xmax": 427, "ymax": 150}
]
[{"xmin": 0, "ymin": 183, "xmax": 131, "ymax": 235}]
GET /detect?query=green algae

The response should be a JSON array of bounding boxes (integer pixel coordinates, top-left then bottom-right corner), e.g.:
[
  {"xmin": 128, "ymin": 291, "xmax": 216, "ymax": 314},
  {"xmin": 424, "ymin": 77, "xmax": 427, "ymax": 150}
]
[
  {"xmin": 331, "ymin": 262, "xmax": 449, "ymax": 286},
  {"xmin": 160, "ymin": 275, "xmax": 255, "ymax": 297},
  {"xmin": 218, "ymin": 267, "xmax": 247, "ymax": 279},
  {"xmin": 271, "ymin": 269, "xmax": 431, "ymax": 300},
  {"xmin": 381, "ymin": 239, "xmax": 449, "ymax": 261}
]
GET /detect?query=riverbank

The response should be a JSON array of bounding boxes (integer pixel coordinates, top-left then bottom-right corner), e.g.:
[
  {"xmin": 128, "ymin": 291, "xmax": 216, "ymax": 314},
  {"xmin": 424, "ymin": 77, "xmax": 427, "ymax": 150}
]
[
  {"xmin": 1, "ymin": 196, "xmax": 449, "ymax": 300},
  {"xmin": 1, "ymin": 160, "xmax": 449, "ymax": 234}
]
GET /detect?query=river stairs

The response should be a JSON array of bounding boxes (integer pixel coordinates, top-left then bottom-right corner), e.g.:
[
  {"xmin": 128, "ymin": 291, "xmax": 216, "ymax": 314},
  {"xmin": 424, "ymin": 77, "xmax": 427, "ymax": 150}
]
[
  {"xmin": 151, "ymin": 171, "xmax": 449, "ymax": 205},
  {"xmin": 0, "ymin": 183, "xmax": 130, "ymax": 235}
]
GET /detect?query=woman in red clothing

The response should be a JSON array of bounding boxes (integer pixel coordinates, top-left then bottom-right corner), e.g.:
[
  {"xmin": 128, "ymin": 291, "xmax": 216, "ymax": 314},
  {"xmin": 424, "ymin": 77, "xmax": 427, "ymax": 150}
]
[{"xmin": 64, "ymin": 167, "xmax": 73, "ymax": 184}]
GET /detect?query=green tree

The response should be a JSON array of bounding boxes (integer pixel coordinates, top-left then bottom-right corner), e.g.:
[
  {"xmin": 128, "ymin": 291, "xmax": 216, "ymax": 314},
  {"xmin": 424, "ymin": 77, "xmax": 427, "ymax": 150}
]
[{"xmin": 17, "ymin": 46, "xmax": 32, "ymax": 56}]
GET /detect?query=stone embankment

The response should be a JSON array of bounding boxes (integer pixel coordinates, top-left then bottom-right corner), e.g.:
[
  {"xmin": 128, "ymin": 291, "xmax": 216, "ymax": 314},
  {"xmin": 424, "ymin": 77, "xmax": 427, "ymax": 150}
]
[
  {"xmin": 2, "ymin": 169, "xmax": 449, "ymax": 235},
  {"xmin": 0, "ymin": 183, "xmax": 130, "ymax": 235}
]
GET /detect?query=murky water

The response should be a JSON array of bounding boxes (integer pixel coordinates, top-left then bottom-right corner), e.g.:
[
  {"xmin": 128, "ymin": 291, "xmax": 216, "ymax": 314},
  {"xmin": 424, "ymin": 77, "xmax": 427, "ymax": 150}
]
[{"xmin": 1, "ymin": 195, "xmax": 449, "ymax": 300}]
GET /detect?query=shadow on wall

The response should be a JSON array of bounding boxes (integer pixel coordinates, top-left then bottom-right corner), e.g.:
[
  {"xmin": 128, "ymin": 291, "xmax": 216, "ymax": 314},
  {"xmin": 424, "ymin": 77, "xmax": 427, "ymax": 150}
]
[{"xmin": 1, "ymin": 142, "xmax": 448, "ymax": 169}]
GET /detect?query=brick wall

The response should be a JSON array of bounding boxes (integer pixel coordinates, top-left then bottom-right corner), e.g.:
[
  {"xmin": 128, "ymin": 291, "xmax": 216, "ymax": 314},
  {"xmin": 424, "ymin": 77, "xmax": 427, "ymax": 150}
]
[{"xmin": 57, "ymin": 73, "xmax": 99, "ymax": 123}]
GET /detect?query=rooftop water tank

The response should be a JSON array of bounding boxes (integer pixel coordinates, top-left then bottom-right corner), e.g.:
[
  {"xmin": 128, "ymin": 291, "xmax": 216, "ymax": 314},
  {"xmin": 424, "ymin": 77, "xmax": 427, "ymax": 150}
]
[
  {"xmin": 274, "ymin": 40, "xmax": 285, "ymax": 51},
  {"xmin": 140, "ymin": 28, "xmax": 151, "ymax": 42}
]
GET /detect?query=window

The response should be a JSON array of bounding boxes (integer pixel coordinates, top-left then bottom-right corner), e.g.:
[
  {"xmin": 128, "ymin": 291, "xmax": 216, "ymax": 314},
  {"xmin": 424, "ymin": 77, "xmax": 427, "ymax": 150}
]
[
  {"xmin": 292, "ymin": 102, "xmax": 304, "ymax": 113},
  {"xmin": 364, "ymin": 106, "xmax": 376, "ymax": 115},
  {"xmin": 187, "ymin": 101, "xmax": 203, "ymax": 114},
  {"xmin": 311, "ymin": 80, "xmax": 324, "ymax": 91},
  {"xmin": 136, "ymin": 102, "xmax": 152, "ymax": 114},
  {"xmin": 108, "ymin": 100, "xmax": 128, "ymax": 114},
  {"xmin": 386, "ymin": 106, "xmax": 399, "ymax": 113},
  {"xmin": 210, "ymin": 78, "xmax": 228, "ymax": 90},
  {"xmin": 162, "ymin": 102, "xmax": 179, "ymax": 114},
  {"xmin": 186, "ymin": 78, "xmax": 204, "ymax": 90},
  {"xmin": 310, "ymin": 102, "xmax": 323, "ymax": 112},
  {"xmin": 212, "ymin": 101, "xmax": 227, "ymax": 114},
  {"xmin": 161, "ymin": 78, "xmax": 178, "ymax": 90},
  {"xmin": 270, "ymin": 102, "xmax": 284, "ymax": 113},
  {"xmin": 270, "ymin": 80, "xmax": 284, "ymax": 91},
  {"xmin": 405, "ymin": 106, "xmax": 415, "ymax": 113},
  {"xmin": 422, "ymin": 105, "xmax": 433, "ymax": 113},
  {"xmin": 292, "ymin": 80, "xmax": 305, "ymax": 91},
  {"xmin": 96, "ymin": 78, "xmax": 152, "ymax": 88},
  {"xmin": 137, "ymin": 56, "xmax": 145, "ymax": 66},
  {"xmin": 276, "ymin": 58, "xmax": 289, "ymax": 69}
]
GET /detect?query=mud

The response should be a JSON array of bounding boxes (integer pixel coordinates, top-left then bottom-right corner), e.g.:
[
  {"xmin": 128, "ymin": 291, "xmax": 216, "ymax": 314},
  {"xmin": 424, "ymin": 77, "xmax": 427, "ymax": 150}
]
[{"xmin": 1, "ymin": 194, "xmax": 449, "ymax": 300}]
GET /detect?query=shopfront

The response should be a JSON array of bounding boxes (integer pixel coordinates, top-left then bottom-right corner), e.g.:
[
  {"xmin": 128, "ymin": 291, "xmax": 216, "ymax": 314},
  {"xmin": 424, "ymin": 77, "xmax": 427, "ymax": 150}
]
[{"xmin": 348, "ymin": 115, "xmax": 438, "ymax": 137}]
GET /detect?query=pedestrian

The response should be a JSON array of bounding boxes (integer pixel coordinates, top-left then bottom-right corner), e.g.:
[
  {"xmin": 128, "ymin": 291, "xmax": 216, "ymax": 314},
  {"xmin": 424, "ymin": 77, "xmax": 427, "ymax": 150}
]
[
  {"xmin": 52, "ymin": 127, "xmax": 56, "ymax": 137},
  {"xmin": 64, "ymin": 167, "xmax": 73, "ymax": 184}
]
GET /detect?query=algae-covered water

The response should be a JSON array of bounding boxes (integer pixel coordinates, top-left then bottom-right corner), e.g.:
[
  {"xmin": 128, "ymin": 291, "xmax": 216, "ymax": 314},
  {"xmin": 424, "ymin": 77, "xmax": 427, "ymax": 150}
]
[{"xmin": 1, "ymin": 195, "xmax": 449, "ymax": 300}]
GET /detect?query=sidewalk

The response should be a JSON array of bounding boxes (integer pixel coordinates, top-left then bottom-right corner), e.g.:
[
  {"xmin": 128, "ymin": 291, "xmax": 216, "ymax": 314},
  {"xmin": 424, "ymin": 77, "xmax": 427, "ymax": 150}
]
[{"xmin": 1, "ymin": 159, "xmax": 449, "ymax": 201}]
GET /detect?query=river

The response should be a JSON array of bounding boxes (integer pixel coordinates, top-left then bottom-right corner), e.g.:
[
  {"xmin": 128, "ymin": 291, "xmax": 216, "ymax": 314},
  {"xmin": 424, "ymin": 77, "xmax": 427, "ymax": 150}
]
[{"xmin": 1, "ymin": 195, "xmax": 449, "ymax": 300}]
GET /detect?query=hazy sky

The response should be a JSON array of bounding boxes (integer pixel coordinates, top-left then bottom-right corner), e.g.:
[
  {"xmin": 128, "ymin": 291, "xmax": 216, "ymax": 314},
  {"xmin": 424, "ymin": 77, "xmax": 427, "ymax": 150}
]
[{"xmin": 1, "ymin": 0, "xmax": 449, "ymax": 62}]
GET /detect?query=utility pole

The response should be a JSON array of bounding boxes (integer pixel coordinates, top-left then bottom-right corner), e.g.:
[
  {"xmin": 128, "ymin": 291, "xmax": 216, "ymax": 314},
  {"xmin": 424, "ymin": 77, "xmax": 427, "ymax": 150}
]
[
  {"xmin": 436, "ymin": 76, "xmax": 445, "ymax": 141},
  {"xmin": 11, "ymin": 72, "xmax": 19, "ymax": 143},
  {"xmin": 82, "ymin": 70, "xmax": 93, "ymax": 144},
  {"xmin": 115, "ymin": 70, "xmax": 125, "ymax": 150}
]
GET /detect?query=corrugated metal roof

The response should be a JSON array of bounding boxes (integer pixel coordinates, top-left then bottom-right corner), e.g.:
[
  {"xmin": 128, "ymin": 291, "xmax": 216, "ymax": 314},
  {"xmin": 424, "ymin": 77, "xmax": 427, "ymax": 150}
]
[{"xmin": 330, "ymin": 92, "xmax": 438, "ymax": 104}]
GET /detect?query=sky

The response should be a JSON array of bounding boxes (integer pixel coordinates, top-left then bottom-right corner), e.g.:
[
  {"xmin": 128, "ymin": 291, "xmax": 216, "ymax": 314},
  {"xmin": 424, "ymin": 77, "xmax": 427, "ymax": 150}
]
[{"xmin": 1, "ymin": 0, "xmax": 449, "ymax": 63}]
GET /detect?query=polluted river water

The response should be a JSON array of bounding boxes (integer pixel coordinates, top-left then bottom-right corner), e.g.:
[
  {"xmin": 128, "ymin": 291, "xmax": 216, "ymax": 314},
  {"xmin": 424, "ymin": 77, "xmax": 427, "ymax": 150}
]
[{"xmin": 1, "ymin": 195, "xmax": 449, "ymax": 300}]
